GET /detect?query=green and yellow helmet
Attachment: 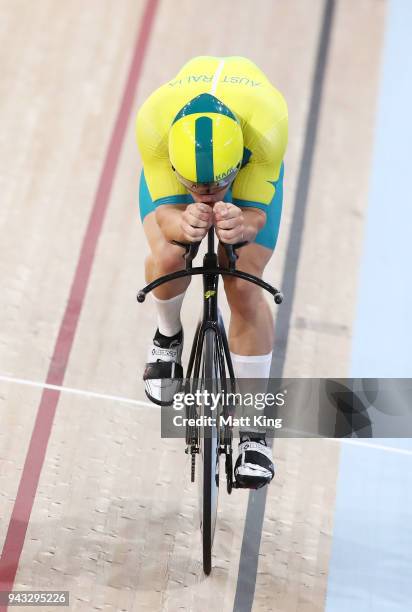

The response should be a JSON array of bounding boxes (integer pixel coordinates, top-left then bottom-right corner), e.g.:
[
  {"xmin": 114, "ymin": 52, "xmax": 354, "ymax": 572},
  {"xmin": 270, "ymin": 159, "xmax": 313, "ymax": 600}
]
[{"xmin": 168, "ymin": 93, "xmax": 244, "ymax": 194}]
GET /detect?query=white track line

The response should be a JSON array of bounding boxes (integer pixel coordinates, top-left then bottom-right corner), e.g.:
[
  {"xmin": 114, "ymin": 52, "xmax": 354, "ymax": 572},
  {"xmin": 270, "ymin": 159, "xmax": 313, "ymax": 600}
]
[
  {"xmin": 280, "ymin": 427, "xmax": 412, "ymax": 457},
  {"xmin": 337, "ymin": 438, "xmax": 412, "ymax": 457},
  {"xmin": 1, "ymin": 374, "xmax": 411, "ymax": 456},
  {"xmin": 0, "ymin": 374, "xmax": 156, "ymax": 409}
]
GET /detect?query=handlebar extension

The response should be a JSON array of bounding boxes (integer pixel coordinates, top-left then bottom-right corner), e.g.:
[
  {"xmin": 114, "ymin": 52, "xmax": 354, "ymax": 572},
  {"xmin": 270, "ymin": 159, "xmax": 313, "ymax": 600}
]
[{"xmin": 171, "ymin": 239, "xmax": 248, "ymax": 272}]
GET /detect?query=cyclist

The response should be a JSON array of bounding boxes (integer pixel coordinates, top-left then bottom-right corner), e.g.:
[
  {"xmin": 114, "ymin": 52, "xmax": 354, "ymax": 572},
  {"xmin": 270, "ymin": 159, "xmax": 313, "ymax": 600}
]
[{"xmin": 136, "ymin": 56, "xmax": 288, "ymax": 489}]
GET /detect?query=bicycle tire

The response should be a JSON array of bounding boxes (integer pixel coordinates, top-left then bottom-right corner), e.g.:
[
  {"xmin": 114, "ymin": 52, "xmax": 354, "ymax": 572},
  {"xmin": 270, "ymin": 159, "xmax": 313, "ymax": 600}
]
[{"xmin": 198, "ymin": 327, "xmax": 220, "ymax": 575}]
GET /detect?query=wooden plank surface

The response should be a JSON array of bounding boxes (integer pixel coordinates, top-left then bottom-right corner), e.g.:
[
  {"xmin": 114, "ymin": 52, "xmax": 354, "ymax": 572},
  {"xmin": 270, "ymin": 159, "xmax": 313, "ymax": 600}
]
[{"xmin": 0, "ymin": 1, "xmax": 386, "ymax": 610}]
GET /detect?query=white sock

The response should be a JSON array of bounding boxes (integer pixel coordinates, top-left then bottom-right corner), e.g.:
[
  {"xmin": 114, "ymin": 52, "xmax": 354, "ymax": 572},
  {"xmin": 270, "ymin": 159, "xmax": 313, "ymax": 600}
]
[
  {"xmin": 151, "ymin": 291, "xmax": 186, "ymax": 337},
  {"xmin": 230, "ymin": 352, "xmax": 273, "ymax": 440},
  {"xmin": 230, "ymin": 351, "xmax": 273, "ymax": 379}
]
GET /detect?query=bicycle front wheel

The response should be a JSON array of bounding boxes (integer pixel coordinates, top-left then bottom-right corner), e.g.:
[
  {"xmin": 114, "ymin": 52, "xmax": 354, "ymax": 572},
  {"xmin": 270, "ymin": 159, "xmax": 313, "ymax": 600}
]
[{"xmin": 198, "ymin": 327, "xmax": 220, "ymax": 575}]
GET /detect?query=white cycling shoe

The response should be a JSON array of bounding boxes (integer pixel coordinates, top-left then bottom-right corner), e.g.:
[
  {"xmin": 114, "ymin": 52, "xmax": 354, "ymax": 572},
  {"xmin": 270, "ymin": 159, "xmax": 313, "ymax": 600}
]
[
  {"xmin": 143, "ymin": 328, "xmax": 184, "ymax": 406},
  {"xmin": 234, "ymin": 433, "xmax": 275, "ymax": 489}
]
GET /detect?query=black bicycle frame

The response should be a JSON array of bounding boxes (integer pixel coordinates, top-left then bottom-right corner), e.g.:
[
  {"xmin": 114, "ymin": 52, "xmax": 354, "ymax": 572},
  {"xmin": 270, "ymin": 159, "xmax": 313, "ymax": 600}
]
[{"xmin": 186, "ymin": 229, "xmax": 233, "ymax": 388}]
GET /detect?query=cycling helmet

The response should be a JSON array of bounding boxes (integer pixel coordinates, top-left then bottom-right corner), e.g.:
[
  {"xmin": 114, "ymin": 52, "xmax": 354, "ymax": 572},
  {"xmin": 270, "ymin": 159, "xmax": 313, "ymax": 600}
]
[{"xmin": 168, "ymin": 93, "xmax": 243, "ymax": 194}]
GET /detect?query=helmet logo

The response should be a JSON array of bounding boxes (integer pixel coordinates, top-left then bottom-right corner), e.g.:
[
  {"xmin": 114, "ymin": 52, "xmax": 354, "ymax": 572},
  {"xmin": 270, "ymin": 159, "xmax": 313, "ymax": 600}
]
[{"xmin": 215, "ymin": 166, "xmax": 237, "ymax": 182}]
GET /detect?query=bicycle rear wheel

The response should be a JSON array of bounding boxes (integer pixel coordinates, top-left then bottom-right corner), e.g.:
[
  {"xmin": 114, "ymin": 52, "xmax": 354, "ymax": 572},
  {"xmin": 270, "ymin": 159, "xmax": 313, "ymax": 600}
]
[{"xmin": 198, "ymin": 327, "xmax": 220, "ymax": 575}]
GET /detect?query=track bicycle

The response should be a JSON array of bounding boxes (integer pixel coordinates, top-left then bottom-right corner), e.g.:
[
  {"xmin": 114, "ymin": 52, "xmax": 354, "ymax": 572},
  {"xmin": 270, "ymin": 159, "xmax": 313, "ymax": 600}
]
[{"xmin": 137, "ymin": 225, "xmax": 283, "ymax": 575}]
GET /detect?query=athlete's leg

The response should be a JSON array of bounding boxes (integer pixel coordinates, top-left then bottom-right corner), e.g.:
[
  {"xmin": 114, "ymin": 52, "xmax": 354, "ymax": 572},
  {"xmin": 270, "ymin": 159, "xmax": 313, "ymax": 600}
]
[
  {"xmin": 221, "ymin": 162, "xmax": 284, "ymax": 488},
  {"xmin": 140, "ymin": 170, "xmax": 190, "ymax": 300},
  {"xmin": 220, "ymin": 242, "xmax": 275, "ymax": 355},
  {"xmin": 220, "ymin": 161, "xmax": 284, "ymax": 363},
  {"xmin": 139, "ymin": 170, "xmax": 189, "ymax": 403},
  {"xmin": 220, "ymin": 242, "xmax": 277, "ymax": 487}
]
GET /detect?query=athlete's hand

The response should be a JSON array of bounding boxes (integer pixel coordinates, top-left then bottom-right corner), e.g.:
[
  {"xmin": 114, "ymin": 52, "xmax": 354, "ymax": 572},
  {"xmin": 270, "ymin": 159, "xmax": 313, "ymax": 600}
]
[
  {"xmin": 213, "ymin": 202, "xmax": 245, "ymax": 244},
  {"xmin": 180, "ymin": 202, "xmax": 213, "ymax": 242}
]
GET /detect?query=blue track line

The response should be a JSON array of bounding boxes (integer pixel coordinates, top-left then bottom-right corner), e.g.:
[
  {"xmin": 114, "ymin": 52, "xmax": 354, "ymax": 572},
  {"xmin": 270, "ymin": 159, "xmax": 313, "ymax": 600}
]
[{"xmin": 326, "ymin": 1, "xmax": 412, "ymax": 610}]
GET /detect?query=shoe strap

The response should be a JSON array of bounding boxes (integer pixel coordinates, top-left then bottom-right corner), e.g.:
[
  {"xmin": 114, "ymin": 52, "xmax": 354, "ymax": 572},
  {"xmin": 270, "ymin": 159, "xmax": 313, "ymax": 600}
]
[
  {"xmin": 147, "ymin": 345, "xmax": 179, "ymax": 363},
  {"xmin": 238, "ymin": 440, "xmax": 272, "ymax": 459}
]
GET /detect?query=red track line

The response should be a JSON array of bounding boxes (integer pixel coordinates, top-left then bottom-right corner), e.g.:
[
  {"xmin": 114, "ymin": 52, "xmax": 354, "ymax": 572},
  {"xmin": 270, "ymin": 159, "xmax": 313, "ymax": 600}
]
[{"xmin": 0, "ymin": 0, "xmax": 159, "ymax": 603}]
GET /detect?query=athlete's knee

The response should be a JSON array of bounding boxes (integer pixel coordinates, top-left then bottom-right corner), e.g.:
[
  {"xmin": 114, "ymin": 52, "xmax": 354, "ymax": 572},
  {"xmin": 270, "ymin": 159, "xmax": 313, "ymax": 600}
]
[
  {"xmin": 223, "ymin": 276, "xmax": 263, "ymax": 315},
  {"xmin": 148, "ymin": 245, "xmax": 184, "ymax": 275}
]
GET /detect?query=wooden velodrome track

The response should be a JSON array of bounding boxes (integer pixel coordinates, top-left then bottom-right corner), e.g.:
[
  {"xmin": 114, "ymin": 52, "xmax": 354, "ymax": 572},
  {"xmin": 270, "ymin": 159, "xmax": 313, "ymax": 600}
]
[{"xmin": 0, "ymin": 1, "xmax": 386, "ymax": 611}]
